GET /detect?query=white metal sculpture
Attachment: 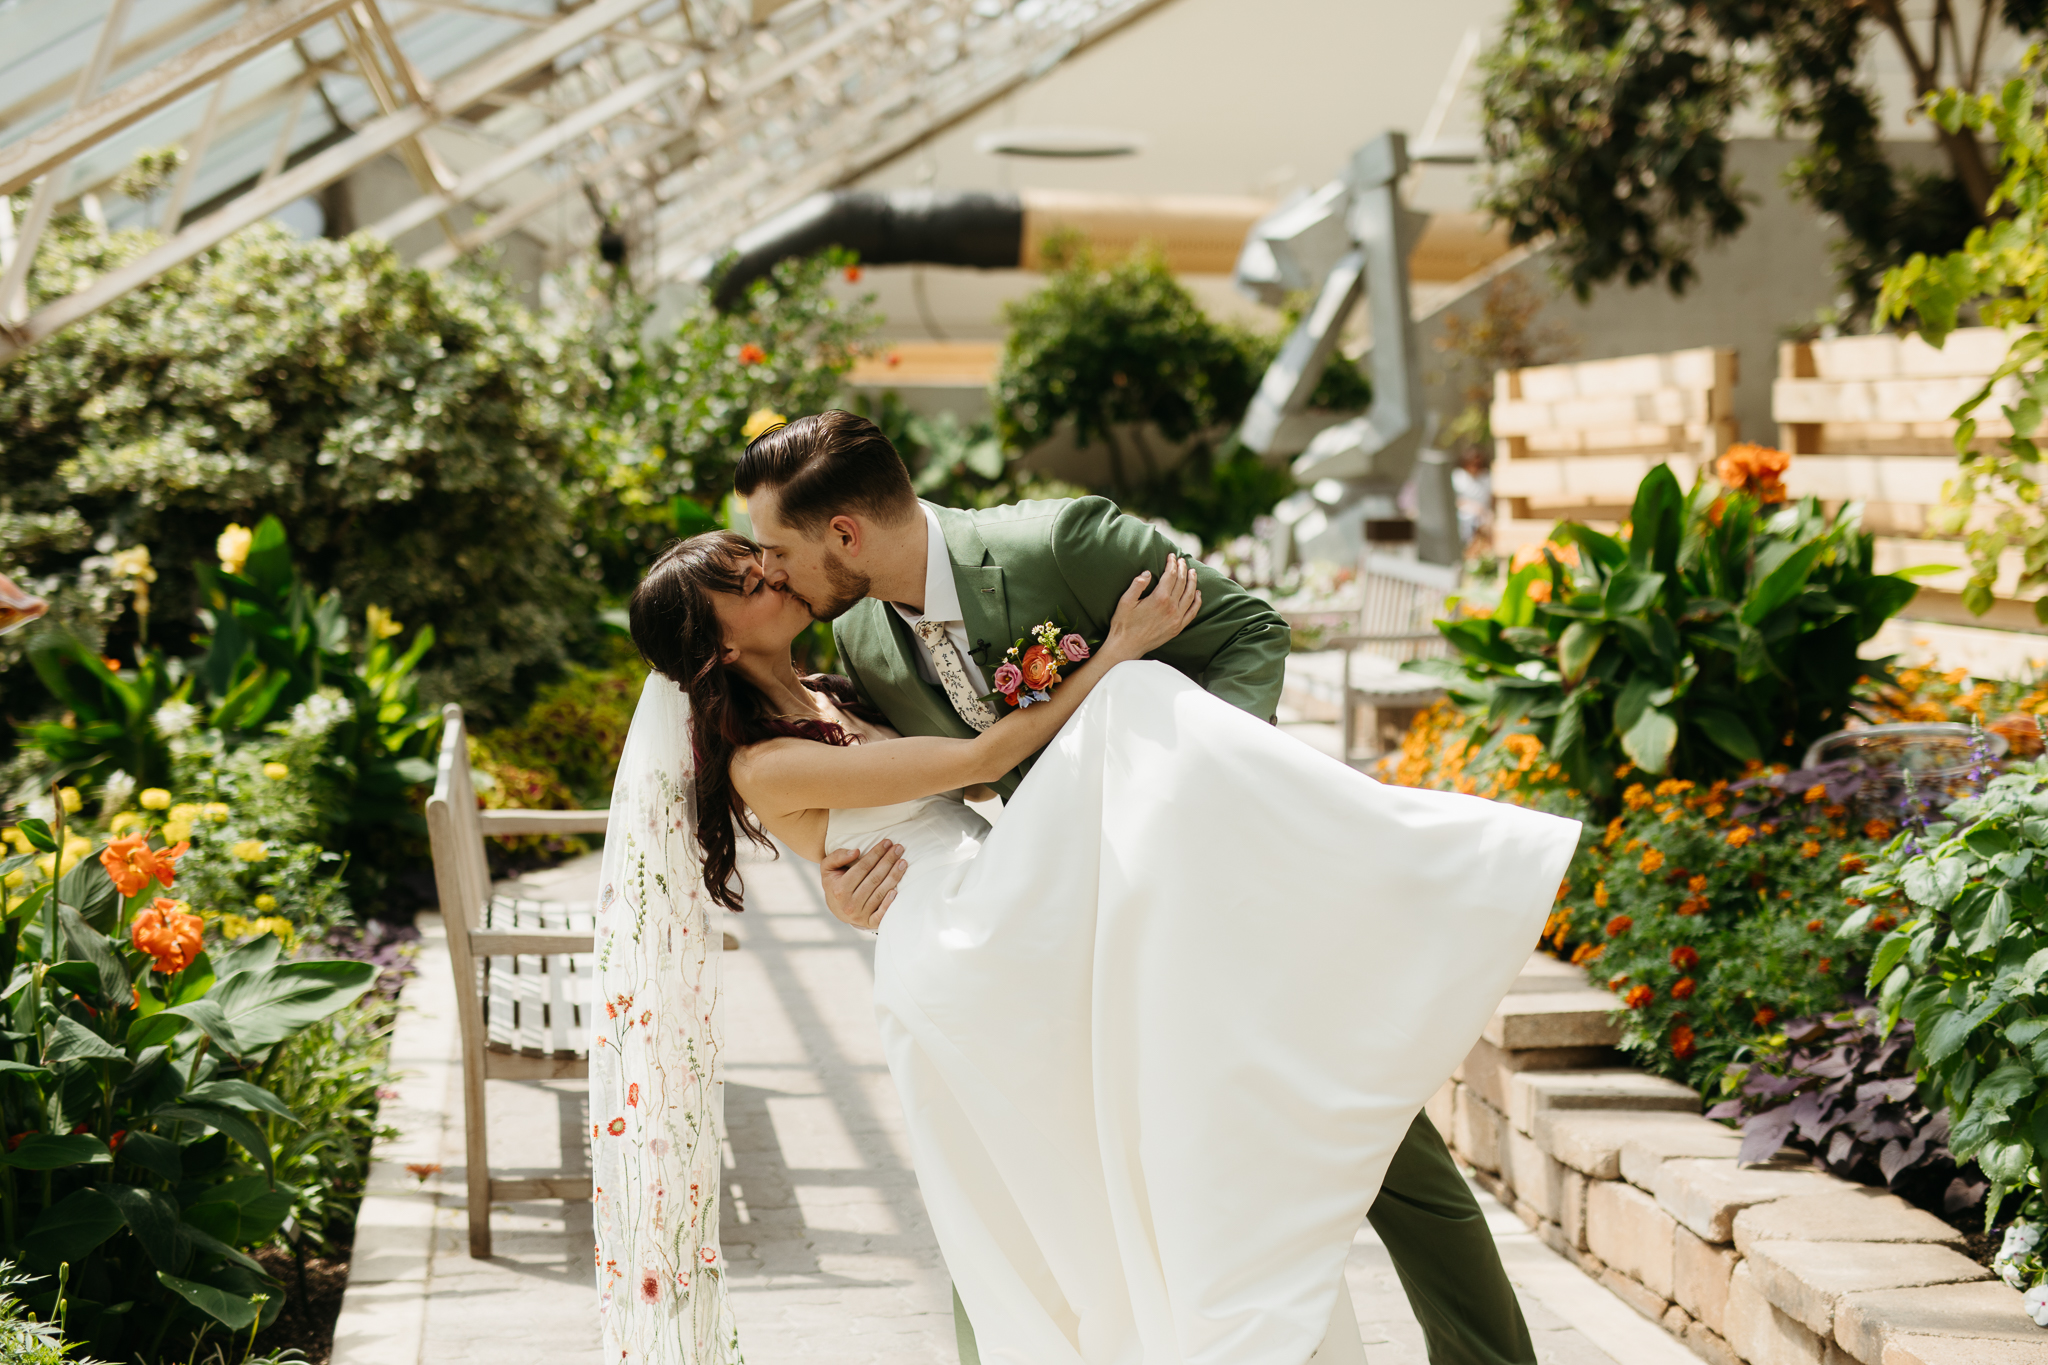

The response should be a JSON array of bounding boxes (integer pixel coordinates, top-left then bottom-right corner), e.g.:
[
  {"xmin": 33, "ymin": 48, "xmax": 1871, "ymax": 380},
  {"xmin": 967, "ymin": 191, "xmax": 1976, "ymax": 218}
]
[{"xmin": 1234, "ymin": 131, "xmax": 1459, "ymax": 567}]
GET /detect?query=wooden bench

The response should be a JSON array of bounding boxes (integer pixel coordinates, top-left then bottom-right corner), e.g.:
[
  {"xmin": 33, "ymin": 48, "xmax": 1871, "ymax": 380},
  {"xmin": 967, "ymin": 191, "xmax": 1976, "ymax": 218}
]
[
  {"xmin": 1490, "ymin": 347, "xmax": 1738, "ymax": 553},
  {"xmin": 1773, "ymin": 330, "xmax": 2047, "ymax": 676},
  {"xmin": 1289, "ymin": 554, "xmax": 1460, "ymax": 762}
]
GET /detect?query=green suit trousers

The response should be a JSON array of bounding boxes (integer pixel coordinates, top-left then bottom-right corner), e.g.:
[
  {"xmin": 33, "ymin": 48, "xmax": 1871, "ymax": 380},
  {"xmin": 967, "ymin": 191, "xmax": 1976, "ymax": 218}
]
[{"xmin": 951, "ymin": 1112, "xmax": 1535, "ymax": 1365}]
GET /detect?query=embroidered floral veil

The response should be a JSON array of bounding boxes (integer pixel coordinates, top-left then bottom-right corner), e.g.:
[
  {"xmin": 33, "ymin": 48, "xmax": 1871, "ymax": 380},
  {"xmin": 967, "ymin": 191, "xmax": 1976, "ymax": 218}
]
[{"xmin": 592, "ymin": 672, "xmax": 740, "ymax": 1361}]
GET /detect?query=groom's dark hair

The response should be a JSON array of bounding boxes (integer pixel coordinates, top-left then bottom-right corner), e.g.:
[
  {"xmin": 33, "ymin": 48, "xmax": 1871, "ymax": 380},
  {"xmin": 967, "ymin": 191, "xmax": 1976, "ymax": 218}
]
[{"xmin": 734, "ymin": 410, "xmax": 917, "ymax": 535}]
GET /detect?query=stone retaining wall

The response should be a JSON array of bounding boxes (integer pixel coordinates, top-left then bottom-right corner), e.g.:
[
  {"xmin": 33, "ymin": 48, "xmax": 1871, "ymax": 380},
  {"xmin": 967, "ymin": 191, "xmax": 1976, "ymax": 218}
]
[{"xmin": 1433, "ymin": 955, "xmax": 2039, "ymax": 1365}]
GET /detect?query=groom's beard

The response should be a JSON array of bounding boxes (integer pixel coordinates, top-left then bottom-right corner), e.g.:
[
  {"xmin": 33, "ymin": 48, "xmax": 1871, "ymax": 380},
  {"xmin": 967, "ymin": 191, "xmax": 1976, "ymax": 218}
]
[{"xmin": 802, "ymin": 553, "xmax": 871, "ymax": 622}]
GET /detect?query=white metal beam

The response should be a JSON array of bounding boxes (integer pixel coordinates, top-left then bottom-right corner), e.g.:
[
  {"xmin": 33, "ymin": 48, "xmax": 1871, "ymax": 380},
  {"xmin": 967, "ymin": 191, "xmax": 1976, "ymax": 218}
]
[
  {"xmin": 0, "ymin": 0, "xmax": 244, "ymax": 135},
  {"xmin": 0, "ymin": 0, "xmax": 671, "ymax": 361},
  {"xmin": 0, "ymin": 0, "xmax": 358, "ymax": 197}
]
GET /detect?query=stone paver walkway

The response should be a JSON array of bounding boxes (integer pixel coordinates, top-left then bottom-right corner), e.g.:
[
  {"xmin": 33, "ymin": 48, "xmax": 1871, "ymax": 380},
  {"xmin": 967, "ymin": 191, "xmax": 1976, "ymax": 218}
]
[{"xmin": 336, "ymin": 788, "xmax": 1699, "ymax": 1365}]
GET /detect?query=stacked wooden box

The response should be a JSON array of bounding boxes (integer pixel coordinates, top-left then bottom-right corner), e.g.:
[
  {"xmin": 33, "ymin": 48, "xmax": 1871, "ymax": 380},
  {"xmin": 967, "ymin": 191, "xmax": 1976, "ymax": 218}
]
[
  {"xmin": 1773, "ymin": 329, "xmax": 2046, "ymax": 677},
  {"xmin": 1491, "ymin": 347, "xmax": 1738, "ymax": 555}
]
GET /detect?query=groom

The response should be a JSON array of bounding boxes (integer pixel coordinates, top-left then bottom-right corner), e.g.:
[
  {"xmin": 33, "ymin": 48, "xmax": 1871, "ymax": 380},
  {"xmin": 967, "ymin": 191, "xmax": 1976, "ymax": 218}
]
[{"xmin": 735, "ymin": 410, "xmax": 1535, "ymax": 1365}]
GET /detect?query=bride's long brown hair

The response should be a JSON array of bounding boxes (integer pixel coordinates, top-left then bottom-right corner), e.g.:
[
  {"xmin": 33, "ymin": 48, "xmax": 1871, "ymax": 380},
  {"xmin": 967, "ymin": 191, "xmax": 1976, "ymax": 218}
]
[{"xmin": 628, "ymin": 530, "xmax": 886, "ymax": 912}]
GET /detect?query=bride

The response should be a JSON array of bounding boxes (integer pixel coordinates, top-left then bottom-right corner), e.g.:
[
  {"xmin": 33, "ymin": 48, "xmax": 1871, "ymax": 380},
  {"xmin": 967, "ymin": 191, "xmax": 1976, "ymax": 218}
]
[{"xmin": 592, "ymin": 532, "xmax": 1580, "ymax": 1365}]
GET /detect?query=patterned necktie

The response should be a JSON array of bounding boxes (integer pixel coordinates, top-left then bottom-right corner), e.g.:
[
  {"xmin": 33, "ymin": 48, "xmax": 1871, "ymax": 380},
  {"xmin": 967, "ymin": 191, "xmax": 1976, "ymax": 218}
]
[{"xmin": 911, "ymin": 618, "xmax": 999, "ymax": 733}]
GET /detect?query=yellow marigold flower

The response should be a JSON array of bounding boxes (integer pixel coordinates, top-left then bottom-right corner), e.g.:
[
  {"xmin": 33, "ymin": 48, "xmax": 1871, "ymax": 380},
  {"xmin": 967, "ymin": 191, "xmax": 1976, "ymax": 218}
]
[
  {"xmin": 217, "ymin": 524, "xmax": 253, "ymax": 575},
  {"xmin": 3, "ymin": 869, "xmax": 25, "ymax": 889},
  {"xmin": 1726, "ymin": 825, "xmax": 1754, "ymax": 848},
  {"xmin": 161, "ymin": 820, "xmax": 193, "ymax": 844},
  {"xmin": 1704, "ymin": 802, "xmax": 1726, "ymax": 819},
  {"xmin": 1604, "ymin": 817, "xmax": 1625, "ymax": 848},
  {"xmin": 0, "ymin": 828, "xmax": 29, "ymax": 854},
  {"xmin": 1663, "ymin": 808, "xmax": 1682, "ymax": 824},
  {"xmin": 254, "ymin": 893, "xmax": 279, "ymax": 912},
  {"xmin": 262, "ymin": 762, "xmax": 290, "ymax": 781},
  {"xmin": 1623, "ymin": 783, "xmax": 1652, "ymax": 811},
  {"xmin": 203, "ymin": 803, "xmax": 229, "ymax": 823},
  {"xmin": 1688, "ymin": 875, "xmax": 1707, "ymax": 893},
  {"xmin": 169, "ymin": 803, "xmax": 201, "ymax": 824},
  {"xmin": 1594, "ymin": 881, "xmax": 1609, "ymax": 908},
  {"xmin": 1640, "ymin": 848, "xmax": 1666, "ymax": 874},
  {"xmin": 35, "ymin": 836, "xmax": 93, "ymax": 880},
  {"xmin": 230, "ymin": 840, "xmax": 268, "ymax": 863},
  {"xmin": 1800, "ymin": 840, "xmax": 1822, "ymax": 858},
  {"xmin": 1654, "ymin": 779, "xmax": 1693, "ymax": 796},
  {"xmin": 1803, "ymin": 784, "xmax": 1828, "ymax": 804},
  {"xmin": 365, "ymin": 604, "xmax": 404, "ymax": 640},
  {"xmin": 742, "ymin": 407, "xmax": 788, "ymax": 440},
  {"xmin": 139, "ymin": 788, "xmax": 172, "ymax": 810},
  {"xmin": 58, "ymin": 787, "xmax": 81, "ymax": 813}
]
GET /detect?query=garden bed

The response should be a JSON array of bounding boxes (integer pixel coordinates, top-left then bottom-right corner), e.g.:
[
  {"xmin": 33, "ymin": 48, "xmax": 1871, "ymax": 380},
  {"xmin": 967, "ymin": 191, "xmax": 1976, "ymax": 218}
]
[{"xmin": 1433, "ymin": 959, "xmax": 2035, "ymax": 1365}]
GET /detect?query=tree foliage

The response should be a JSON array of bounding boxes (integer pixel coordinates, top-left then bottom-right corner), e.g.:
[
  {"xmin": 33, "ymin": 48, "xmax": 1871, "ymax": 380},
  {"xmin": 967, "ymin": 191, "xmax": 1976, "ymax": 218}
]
[
  {"xmin": 1879, "ymin": 53, "xmax": 2048, "ymax": 624},
  {"xmin": 0, "ymin": 214, "xmax": 593, "ymax": 721},
  {"xmin": 1480, "ymin": 0, "xmax": 2019, "ymax": 311}
]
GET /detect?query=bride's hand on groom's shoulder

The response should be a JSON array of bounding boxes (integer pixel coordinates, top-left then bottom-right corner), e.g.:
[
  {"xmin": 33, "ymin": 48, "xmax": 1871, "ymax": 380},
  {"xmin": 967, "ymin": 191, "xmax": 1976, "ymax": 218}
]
[
  {"xmin": 1101, "ymin": 555, "xmax": 1202, "ymax": 663},
  {"xmin": 821, "ymin": 839, "xmax": 909, "ymax": 931}
]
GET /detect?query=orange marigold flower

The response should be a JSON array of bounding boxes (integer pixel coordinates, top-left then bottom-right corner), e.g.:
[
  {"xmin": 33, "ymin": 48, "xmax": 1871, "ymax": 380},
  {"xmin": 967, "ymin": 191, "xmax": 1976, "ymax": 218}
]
[
  {"xmin": 1818, "ymin": 958, "xmax": 1832, "ymax": 973},
  {"xmin": 1606, "ymin": 914, "xmax": 1633, "ymax": 937},
  {"xmin": 1726, "ymin": 826, "xmax": 1754, "ymax": 848},
  {"xmin": 1671, "ymin": 1024, "xmax": 1697, "ymax": 1059},
  {"xmin": 737, "ymin": 343, "xmax": 767, "ymax": 365},
  {"xmin": 1803, "ymin": 784, "xmax": 1828, "ymax": 804},
  {"xmin": 1526, "ymin": 578, "xmax": 1552, "ymax": 603},
  {"xmin": 130, "ymin": 898, "xmax": 204, "ymax": 974},
  {"xmin": 1869, "ymin": 913, "xmax": 1898, "ymax": 933},
  {"xmin": 1688, "ymin": 875, "xmax": 1708, "ymax": 893},
  {"xmin": 1678, "ymin": 896, "xmax": 1708, "ymax": 915},
  {"xmin": 101, "ymin": 836, "xmax": 155, "ymax": 897},
  {"xmin": 1639, "ymin": 848, "xmax": 1665, "ymax": 874},
  {"xmin": 1840, "ymin": 854, "xmax": 1866, "ymax": 873},
  {"xmin": 1806, "ymin": 918, "xmax": 1825, "ymax": 933},
  {"xmin": 1594, "ymin": 881, "xmax": 1609, "ymax": 909},
  {"xmin": 1670, "ymin": 945, "xmax": 1699, "ymax": 969},
  {"xmin": 1671, "ymin": 977, "xmax": 1697, "ymax": 1000},
  {"xmin": 1623, "ymin": 783, "xmax": 1653, "ymax": 811},
  {"xmin": 1603, "ymin": 817, "xmax": 1625, "ymax": 847},
  {"xmin": 1863, "ymin": 818, "xmax": 1894, "ymax": 840},
  {"xmin": 1624, "ymin": 984, "xmax": 1655, "ymax": 1009},
  {"xmin": 1753, "ymin": 1006, "xmax": 1777, "ymax": 1027},
  {"xmin": 1800, "ymin": 841, "xmax": 1822, "ymax": 858},
  {"xmin": 1715, "ymin": 442, "xmax": 1792, "ymax": 503},
  {"xmin": 1570, "ymin": 942, "xmax": 1606, "ymax": 966},
  {"xmin": 1704, "ymin": 801, "xmax": 1726, "ymax": 819},
  {"xmin": 1760, "ymin": 822, "xmax": 1777, "ymax": 837}
]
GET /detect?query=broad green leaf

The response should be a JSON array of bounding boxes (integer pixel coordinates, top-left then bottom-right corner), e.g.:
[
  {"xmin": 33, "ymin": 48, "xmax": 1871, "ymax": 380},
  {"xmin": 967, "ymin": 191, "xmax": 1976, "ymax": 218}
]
[
  {"xmin": 58, "ymin": 904, "xmax": 127, "ymax": 1004},
  {"xmin": 118, "ymin": 1130, "xmax": 181, "ymax": 1182},
  {"xmin": 186, "ymin": 1079, "xmax": 298, "ymax": 1123},
  {"xmin": 162, "ymin": 999, "xmax": 240, "ymax": 1055},
  {"xmin": 211, "ymin": 934, "xmax": 281, "ymax": 981},
  {"xmin": 44, "ymin": 1016, "xmax": 126, "ymax": 1063},
  {"xmin": 179, "ymin": 1221, "xmax": 268, "ymax": 1277},
  {"xmin": 56, "ymin": 856, "xmax": 118, "ymax": 935},
  {"xmin": 1621, "ymin": 705, "xmax": 1679, "ymax": 775},
  {"xmin": 0, "ymin": 1133, "xmax": 112, "ymax": 1170},
  {"xmin": 102, "ymin": 1184, "xmax": 189, "ymax": 1274},
  {"xmin": 0, "ymin": 1061, "xmax": 52, "ymax": 1085},
  {"xmin": 1558, "ymin": 621, "xmax": 1604, "ymax": 683},
  {"xmin": 24, "ymin": 1188, "xmax": 123, "ymax": 1264},
  {"xmin": 1923, "ymin": 996, "xmax": 2002, "ymax": 1065},
  {"xmin": 44, "ymin": 961, "xmax": 100, "ymax": 997},
  {"xmin": 156, "ymin": 1272, "xmax": 262, "ymax": 1331},
  {"xmin": 1693, "ymin": 708, "xmax": 1761, "ymax": 762},
  {"xmin": 15, "ymin": 820, "xmax": 57, "ymax": 854},
  {"xmin": 1602, "ymin": 567, "xmax": 1664, "ymax": 616},
  {"xmin": 127, "ymin": 1012, "xmax": 190, "ymax": 1050},
  {"xmin": 1627, "ymin": 464, "xmax": 1683, "ymax": 574},
  {"xmin": 1868, "ymin": 931, "xmax": 1914, "ymax": 992},
  {"xmin": 181, "ymin": 1174, "xmax": 294, "ymax": 1246},
  {"xmin": 152, "ymin": 1104, "xmax": 274, "ymax": 1180},
  {"xmin": 1741, "ymin": 540, "xmax": 1825, "ymax": 625},
  {"xmin": 1614, "ymin": 675, "xmax": 1658, "ymax": 737},
  {"xmin": 198, "ymin": 960, "xmax": 378, "ymax": 1053}
]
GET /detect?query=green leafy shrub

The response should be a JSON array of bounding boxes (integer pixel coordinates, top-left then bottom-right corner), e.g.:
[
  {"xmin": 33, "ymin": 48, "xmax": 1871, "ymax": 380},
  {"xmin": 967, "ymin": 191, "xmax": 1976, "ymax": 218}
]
[
  {"xmin": 569, "ymin": 252, "xmax": 879, "ymax": 595},
  {"xmin": 258, "ymin": 1001, "xmax": 397, "ymax": 1255},
  {"xmin": 0, "ymin": 813, "xmax": 376, "ymax": 1362},
  {"xmin": 0, "ymin": 216, "xmax": 593, "ymax": 720},
  {"xmin": 0, "ymin": 1258, "xmax": 106, "ymax": 1364},
  {"xmin": 1423, "ymin": 461, "xmax": 1920, "ymax": 803},
  {"xmin": 1847, "ymin": 760, "xmax": 2048, "ymax": 1236},
  {"xmin": 1879, "ymin": 51, "xmax": 2048, "ymax": 625}
]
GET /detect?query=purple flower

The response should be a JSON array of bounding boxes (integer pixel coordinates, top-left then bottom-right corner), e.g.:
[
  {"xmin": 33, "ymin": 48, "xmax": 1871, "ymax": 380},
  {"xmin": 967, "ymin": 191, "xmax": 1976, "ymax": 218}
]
[
  {"xmin": 1058, "ymin": 633, "xmax": 1090, "ymax": 661},
  {"xmin": 1018, "ymin": 689, "xmax": 1052, "ymax": 708},
  {"xmin": 993, "ymin": 661, "xmax": 1024, "ymax": 696}
]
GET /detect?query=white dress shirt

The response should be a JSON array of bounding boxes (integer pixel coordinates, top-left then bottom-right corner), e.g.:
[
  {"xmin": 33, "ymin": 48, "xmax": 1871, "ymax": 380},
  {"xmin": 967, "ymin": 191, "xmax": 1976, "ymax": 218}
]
[{"xmin": 892, "ymin": 503, "xmax": 990, "ymax": 695}]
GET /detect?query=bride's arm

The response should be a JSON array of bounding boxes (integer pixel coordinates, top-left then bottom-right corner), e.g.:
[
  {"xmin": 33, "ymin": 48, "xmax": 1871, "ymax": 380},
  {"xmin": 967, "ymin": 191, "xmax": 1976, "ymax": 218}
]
[{"xmin": 733, "ymin": 557, "xmax": 1202, "ymax": 820}]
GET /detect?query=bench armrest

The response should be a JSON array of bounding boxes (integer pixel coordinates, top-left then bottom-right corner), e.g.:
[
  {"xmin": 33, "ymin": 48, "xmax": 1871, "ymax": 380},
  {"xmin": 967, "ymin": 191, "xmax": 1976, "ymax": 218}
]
[
  {"xmin": 468, "ymin": 928, "xmax": 594, "ymax": 956},
  {"xmin": 1323, "ymin": 632, "xmax": 1445, "ymax": 649},
  {"xmin": 476, "ymin": 809, "xmax": 610, "ymax": 836}
]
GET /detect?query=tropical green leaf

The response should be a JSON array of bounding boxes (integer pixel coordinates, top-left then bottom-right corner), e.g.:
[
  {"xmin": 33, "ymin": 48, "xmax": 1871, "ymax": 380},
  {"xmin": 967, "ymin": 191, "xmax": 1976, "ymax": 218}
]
[
  {"xmin": 1741, "ymin": 540, "xmax": 1825, "ymax": 625},
  {"xmin": 152, "ymin": 1104, "xmax": 274, "ymax": 1179},
  {"xmin": 1693, "ymin": 708, "xmax": 1760, "ymax": 762},
  {"xmin": 0, "ymin": 1133, "xmax": 112, "ymax": 1171},
  {"xmin": 186, "ymin": 1078, "xmax": 298, "ymax": 1123},
  {"xmin": 1620, "ymin": 705, "xmax": 1679, "ymax": 774},
  {"xmin": 101, "ymin": 1183, "xmax": 190, "ymax": 1274},
  {"xmin": 156, "ymin": 1271, "xmax": 264, "ymax": 1331},
  {"xmin": 198, "ymin": 960, "xmax": 378, "ymax": 1053},
  {"xmin": 44, "ymin": 1015, "xmax": 126, "ymax": 1063},
  {"xmin": 24, "ymin": 1188, "xmax": 124, "ymax": 1265}
]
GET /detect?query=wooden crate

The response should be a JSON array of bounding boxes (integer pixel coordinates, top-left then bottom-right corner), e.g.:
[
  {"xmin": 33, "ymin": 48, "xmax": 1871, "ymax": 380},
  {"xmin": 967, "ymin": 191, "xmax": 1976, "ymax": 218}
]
[{"xmin": 1490, "ymin": 347, "xmax": 1736, "ymax": 552}]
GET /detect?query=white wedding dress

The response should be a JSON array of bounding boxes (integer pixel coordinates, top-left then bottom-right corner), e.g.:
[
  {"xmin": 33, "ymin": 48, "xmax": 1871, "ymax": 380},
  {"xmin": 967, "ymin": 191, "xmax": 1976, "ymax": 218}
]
[{"xmin": 823, "ymin": 662, "xmax": 1580, "ymax": 1365}]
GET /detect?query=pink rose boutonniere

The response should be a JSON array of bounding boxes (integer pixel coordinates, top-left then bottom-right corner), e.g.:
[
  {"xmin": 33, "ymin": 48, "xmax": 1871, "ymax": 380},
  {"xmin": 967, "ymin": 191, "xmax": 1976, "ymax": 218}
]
[{"xmin": 983, "ymin": 620, "xmax": 1100, "ymax": 710}]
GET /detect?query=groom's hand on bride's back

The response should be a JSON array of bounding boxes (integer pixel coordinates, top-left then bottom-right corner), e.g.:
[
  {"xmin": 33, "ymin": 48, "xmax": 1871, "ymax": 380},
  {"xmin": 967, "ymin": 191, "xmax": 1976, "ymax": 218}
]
[{"xmin": 822, "ymin": 840, "xmax": 908, "ymax": 930}]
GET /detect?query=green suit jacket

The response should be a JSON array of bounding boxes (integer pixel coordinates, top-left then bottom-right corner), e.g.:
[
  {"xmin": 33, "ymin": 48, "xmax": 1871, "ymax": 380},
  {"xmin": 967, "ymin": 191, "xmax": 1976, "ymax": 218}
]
[{"xmin": 832, "ymin": 497, "xmax": 1291, "ymax": 800}]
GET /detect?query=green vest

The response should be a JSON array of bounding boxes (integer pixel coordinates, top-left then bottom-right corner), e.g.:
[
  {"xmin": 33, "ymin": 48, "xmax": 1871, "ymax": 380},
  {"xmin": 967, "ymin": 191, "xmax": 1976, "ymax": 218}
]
[{"xmin": 831, "ymin": 497, "xmax": 1291, "ymax": 800}]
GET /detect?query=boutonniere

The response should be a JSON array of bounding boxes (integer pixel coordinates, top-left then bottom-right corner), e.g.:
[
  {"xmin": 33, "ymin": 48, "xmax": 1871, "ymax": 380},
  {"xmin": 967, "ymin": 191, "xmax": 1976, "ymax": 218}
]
[{"xmin": 981, "ymin": 619, "xmax": 1097, "ymax": 710}]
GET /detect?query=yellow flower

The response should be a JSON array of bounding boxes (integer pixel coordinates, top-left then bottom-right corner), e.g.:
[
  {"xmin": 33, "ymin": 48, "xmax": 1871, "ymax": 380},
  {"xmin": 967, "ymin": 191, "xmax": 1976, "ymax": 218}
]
[
  {"xmin": 139, "ymin": 788, "xmax": 172, "ymax": 811},
  {"xmin": 161, "ymin": 820, "xmax": 193, "ymax": 844},
  {"xmin": 58, "ymin": 787, "xmax": 81, "ymax": 813},
  {"xmin": 1594, "ymin": 881, "xmax": 1609, "ymax": 908},
  {"xmin": 1639, "ymin": 848, "xmax": 1666, "ymax": 874},
  {"xmin": 108, "ymin": 811, "xmax": 147, "ymax": 836},
  {"xmin": 3, "ymin": 869, "xmax": 24, "ymax": 889},
  {"xmin": 1, "ymin": 828, "xmax": 29, "ymax": 855},
  {"xmin": 217, "ymin": 524, "xmax": 253, "ymax": 575},
  {"xmin": 253, "ymin": 893, "xmax": 278, "ymax": 912},
  {"xmin": 365, "ymin": 605, "xmax": 404, "ymax": 641},
  {"xmin": 262, "ymin": 762, "xmax": 290, "ymax": 781},
  {"xmin": 110, "ymin": 545, "xmax": 156, "ymax": 584},
  {"xmin": 35, "ymin": 836, "xmax": 93, "ymax": 880},
  {"xmin": 202, "ymin": 803, "xmax": 230, "ymax": 823},
  {"xmin": 1726, "ymin": 825, "xmax": 1754, "ymax": 848},
  {"xmin": 230, "ymin": 840, "xmax": 268, "ymax": 863},
  {"xmin": 168, "ymin": 803, "xmax": 201, "ymax": 824},
  {"xmin": 741, "ymin": 408, "xmax": 787, "ymax": 440}
]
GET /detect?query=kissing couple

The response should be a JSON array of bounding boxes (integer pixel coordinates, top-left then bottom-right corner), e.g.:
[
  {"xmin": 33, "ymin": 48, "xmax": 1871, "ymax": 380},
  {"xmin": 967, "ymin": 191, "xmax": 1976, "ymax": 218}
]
[{"xmin": 590, "ymin": 410, "xmax": 1580, "ymax": 1364}]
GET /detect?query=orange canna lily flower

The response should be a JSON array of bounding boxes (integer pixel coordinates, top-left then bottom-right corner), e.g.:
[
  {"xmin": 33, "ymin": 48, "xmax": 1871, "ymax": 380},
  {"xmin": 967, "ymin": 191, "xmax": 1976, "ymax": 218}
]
[
  {"xmin": 144, "ymin": 840, "xmax": 189, "ymax": 891},
  {"xmin": 131, "ymin": 899, "xmax": 205, "ymax": 974},
  {"xmin": 100, "ymin": 836, "xmax": 188, "ymax": 897}
]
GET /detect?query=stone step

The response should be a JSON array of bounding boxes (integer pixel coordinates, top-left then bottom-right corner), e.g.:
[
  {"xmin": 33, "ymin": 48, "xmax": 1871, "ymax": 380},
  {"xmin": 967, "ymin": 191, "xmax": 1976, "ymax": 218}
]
[
  {"xmin": 1485, "ymin": 988, "xmax": 1625, "ymax": 1050},
  {"xmin": 1507, "ymin": 1068, "xmax": 1701, "ymax": 1135}
]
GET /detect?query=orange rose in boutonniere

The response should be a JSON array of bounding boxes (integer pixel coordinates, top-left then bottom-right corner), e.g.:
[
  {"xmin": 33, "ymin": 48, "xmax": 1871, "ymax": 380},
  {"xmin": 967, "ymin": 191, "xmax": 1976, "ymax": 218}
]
[{"xmin": 1020, "ymin": 645, "xmax": 1058, "ymax": 691}]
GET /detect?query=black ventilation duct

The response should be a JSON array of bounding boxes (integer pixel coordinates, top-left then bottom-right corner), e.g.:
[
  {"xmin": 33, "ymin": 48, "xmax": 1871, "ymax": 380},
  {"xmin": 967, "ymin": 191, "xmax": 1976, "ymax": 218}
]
[{"xmin": 705, "ymin": 189, "xmax": 1024, "ymax": 310}]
